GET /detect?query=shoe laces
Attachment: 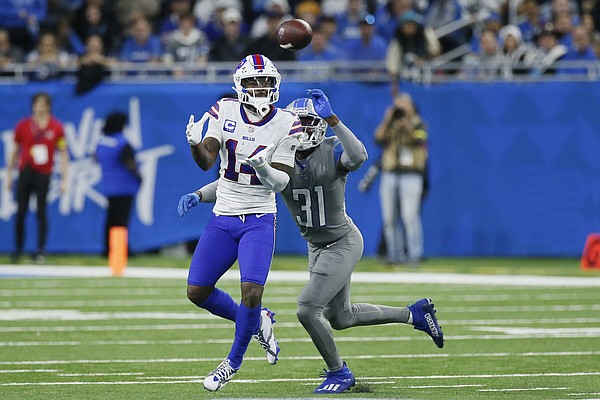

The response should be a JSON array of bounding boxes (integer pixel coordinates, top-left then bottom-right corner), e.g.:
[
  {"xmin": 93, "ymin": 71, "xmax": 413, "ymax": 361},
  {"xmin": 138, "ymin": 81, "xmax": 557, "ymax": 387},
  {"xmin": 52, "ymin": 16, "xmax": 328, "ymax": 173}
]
[
  {"xmin": 253, "ymin": 330, "xmax": 268, "ymax": 348},
  {"xmin": 253, "ymin": 312, "xmax": 275, "ymax": 352},
  {"xmin": 213, "ymin": 359, "xmax": 236, "ymax": 381}
]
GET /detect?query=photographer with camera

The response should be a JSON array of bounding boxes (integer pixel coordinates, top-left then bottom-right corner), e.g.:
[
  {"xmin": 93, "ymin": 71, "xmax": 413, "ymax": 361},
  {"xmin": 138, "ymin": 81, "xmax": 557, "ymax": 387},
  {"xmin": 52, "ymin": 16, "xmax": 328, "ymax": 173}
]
[{"xmin": 374, "ymin": 93, "xmax": 428, "ymax": 266}]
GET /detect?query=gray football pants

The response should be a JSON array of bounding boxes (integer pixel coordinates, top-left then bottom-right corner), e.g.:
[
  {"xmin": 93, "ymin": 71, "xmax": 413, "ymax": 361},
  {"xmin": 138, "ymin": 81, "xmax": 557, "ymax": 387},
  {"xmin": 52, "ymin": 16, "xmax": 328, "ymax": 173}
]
[{"xmin": 297, "ymin": 225, "xmax": 411, "ymax": 371}]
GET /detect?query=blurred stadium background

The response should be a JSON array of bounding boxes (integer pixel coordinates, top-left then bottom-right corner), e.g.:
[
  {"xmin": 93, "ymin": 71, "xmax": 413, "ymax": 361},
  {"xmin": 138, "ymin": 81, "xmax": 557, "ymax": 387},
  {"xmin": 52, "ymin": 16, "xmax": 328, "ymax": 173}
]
[{"xmin": 1, "ymin": 76, "xmax": 600, "ymax": 258}]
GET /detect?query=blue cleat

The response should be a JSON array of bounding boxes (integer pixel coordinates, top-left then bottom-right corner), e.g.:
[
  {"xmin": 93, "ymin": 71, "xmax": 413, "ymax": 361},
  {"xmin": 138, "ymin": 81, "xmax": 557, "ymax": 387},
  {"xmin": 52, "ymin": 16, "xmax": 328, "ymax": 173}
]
[
  {"xmin": 408, "ymin": 298, "xmax": 444, "ymax": 348},
  {"xmin": 313, "ymin": 362, "xmax": 355, "ymax": 394}
]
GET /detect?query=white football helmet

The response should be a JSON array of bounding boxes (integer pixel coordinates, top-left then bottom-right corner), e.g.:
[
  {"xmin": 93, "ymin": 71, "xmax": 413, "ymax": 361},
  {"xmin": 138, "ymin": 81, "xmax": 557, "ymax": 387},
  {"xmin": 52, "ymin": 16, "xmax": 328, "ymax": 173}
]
[
  {"xmin": 233, "ymin": 54, "xmax": 281, "ymax": 116},
  {"xmin": 286, "ymin": 98, "xmax": 327, "ymax": 151}
]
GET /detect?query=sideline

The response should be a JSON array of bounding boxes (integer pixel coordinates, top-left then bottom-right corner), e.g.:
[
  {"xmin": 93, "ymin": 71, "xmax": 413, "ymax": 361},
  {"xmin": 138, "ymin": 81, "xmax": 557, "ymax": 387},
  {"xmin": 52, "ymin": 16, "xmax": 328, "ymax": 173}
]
[{"xmin": 1, "ymin": 265, "xmax": 600, "ymax": 287}]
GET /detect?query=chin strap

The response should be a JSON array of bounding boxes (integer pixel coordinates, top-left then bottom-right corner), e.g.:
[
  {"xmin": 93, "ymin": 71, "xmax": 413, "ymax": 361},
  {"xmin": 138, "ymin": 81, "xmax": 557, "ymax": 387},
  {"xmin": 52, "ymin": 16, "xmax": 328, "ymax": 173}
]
[
  {"xmin": 248, "ymin": 97, "xmax": 270, "ymax": 117},
  {"xmin": 244, "ymin": 92, "xmax": 272, "ymax": 117},
  {"xmin": 257, "ymin": 104, "xmax": 270, "ymax": 116}
]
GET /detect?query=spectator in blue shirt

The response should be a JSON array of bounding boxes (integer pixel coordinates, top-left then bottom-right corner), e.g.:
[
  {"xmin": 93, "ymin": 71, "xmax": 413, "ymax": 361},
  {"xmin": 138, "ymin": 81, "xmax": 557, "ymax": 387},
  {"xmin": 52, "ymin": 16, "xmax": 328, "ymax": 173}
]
[
  {"xmin": 159, "ymin": 0, "xmax": 195, "ymax": 45},
  {"xmin": 519, "ymin": 0, "xmax": 544, "ymax": 44},
  {"xmin": 373, "ymin": 0, "xmax": 415, "ymax": 43},
  {"xmin": 0, "ymin": 0, "xmax": 47, "ymax": 51},
  {"xmin": 339, "ymin": 13, "xmax": 387, "ymax": 60},
  {"xmin": 297, "ymin": 25, "xmax": 341, "ymax": 61},
  {"xmin": 558, "ymin": 25, "xmax": 597, "ymax": 74},
  {"xmin": 0, "ymin": 0, "xmax": 46, "ymax": 29},
  {"xmin": 56, "ymin": 15, "xmax": 85, "ymax": 56},
  {"xmin": 119, "ymin": 16, "xmax": 163, "ymax": 63},
  {"xmin": 335, "ymin": 0, "xmax": 367, "ymax": 41},
  {"xmin": 208, "ymin": 7, "xmax": 249, "ymax": 62},
  {"xmin": 75, "ymin": 2, "xmax": 118, "ymax": 55},
  {"xmin": 319, "ymin": 15, "xmax": 344, "ymax": 48},
  {"xmin": 553, "ymin": 11, "xmax": 574, "ymax": 48}
]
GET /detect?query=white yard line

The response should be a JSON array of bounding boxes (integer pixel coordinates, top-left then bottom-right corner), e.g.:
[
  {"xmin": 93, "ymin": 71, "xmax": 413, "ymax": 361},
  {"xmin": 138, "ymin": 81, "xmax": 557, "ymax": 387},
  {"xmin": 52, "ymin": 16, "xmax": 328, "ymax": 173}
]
[
  {"xmin": 478, "ymin": 387, "xmax": 571, "ymax": 392},
  {"xmin": 0, "ymin": 317, "xmax": 598, "ymax": 333},
  {"xmin": 0, "ymin": 372, "xmax": 598, "ymax": 387},
  {"xmin": 1, "ymin": 304, "xmax": 599, "ymax": 321},
  {"xmin": 0, "ymin": 352, "xmax": 598, "ymax": 366},
  {"xmin": 1, "ymin": 332, "xmax": 600, "ymax": 347},
  {"xmin": 1, "ymin": 265, "xmax": 600, "ymax": 287}
]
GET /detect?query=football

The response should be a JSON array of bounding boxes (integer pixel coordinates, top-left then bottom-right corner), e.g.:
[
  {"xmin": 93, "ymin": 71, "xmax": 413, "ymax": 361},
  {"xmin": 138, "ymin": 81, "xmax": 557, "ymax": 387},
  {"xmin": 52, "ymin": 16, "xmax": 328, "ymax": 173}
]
[{"xmin": 277, "ymin": 18, "xmax": 313, "ymax": 50}]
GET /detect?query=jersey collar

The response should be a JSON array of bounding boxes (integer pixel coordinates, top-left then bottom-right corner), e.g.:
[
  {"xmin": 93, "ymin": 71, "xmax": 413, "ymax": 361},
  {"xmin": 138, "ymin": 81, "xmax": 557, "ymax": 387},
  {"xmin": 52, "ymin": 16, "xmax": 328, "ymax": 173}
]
[{"xmin": 240, "ymin": 104, "xmax": 277, "ymax": 126}]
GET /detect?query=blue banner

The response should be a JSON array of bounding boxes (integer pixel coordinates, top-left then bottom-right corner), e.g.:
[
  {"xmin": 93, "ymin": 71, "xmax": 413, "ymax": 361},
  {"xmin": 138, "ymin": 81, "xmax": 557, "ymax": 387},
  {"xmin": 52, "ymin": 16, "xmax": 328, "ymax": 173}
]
[{"xmin": 0, "ymin": 81, "xmax": 599, "ymax": 256}]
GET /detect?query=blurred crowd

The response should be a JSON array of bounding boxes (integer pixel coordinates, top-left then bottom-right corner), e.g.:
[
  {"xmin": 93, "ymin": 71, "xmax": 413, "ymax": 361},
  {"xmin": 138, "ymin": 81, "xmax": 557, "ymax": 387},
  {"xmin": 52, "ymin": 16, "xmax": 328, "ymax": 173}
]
[{"xmin": 1, "ymin": 0, "xmax": 599, "ymax": 85}]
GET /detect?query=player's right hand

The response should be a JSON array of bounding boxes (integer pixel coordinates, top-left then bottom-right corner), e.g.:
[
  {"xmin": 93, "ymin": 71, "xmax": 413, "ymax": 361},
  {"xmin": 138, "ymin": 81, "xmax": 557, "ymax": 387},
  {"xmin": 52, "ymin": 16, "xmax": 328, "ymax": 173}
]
[
  {"xmin": 242, "ymin": 143, "xmax": 274, "ymax": 170},
  {"xmin": 178, "ymin": 193, "xmax": 200, "ymax": 217},
  {"xmin": 186, "ymin": 113, "xmax": 209, "ymax": 145}
]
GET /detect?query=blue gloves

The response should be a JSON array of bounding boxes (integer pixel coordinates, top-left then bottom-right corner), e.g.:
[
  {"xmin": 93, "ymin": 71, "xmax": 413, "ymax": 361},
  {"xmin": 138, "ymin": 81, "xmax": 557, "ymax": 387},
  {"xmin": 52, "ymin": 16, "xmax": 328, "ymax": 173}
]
[
  {"xmin": 178, "ymin": 192, "xmax": 200, "ymax": 217},
  {"xmin": 307, "ymin": 89, "xmax": 334, "ymax": 119}
]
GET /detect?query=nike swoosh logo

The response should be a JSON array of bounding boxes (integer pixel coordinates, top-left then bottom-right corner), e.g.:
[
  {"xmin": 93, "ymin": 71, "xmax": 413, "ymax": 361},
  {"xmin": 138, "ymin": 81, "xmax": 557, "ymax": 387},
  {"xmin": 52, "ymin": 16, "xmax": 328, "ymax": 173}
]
[{"xmin": 256, "ymin": 213, "xmax": 267, "ymax": 218}]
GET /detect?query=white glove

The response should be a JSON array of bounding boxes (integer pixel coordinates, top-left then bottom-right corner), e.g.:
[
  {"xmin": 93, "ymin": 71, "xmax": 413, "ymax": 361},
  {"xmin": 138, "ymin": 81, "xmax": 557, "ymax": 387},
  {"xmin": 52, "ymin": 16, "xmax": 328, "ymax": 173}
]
[
  {"xmin": 242, "ymin": 143, "xmax": 274, "ymax": 169},
  {"xmin": 186, "ymin": 113, "xmax": 209, "ymax": 145}
]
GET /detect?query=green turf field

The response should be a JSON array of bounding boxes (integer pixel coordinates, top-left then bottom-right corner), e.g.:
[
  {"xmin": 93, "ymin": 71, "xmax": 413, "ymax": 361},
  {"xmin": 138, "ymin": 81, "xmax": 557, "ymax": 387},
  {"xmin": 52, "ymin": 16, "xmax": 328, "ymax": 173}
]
[
  {"xmin": 1, "ymin": 257, "xmax": 599, "ymax": 399},
  {"xmin": 1, "ymin": 254, "xmax": 598, "ymax": 276}
]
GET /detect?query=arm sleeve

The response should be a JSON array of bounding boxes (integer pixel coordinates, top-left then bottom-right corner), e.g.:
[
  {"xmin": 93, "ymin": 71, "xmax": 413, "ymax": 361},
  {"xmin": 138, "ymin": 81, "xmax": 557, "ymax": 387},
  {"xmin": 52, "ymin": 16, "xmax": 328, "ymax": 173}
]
[
  {"xmin": 202, "ymin": 112, "xmax": 222, "ymax": 143},
  {"xmin": 253, "ymin": 162, "xmax": 290, "ymax": 192},
  {"xmin": 195, "ymin": 180, "xmax": 218, "ymax": 203},
  {"xmin": 331, "ymin": 121, "xmax": 368, "ymax": 171}
]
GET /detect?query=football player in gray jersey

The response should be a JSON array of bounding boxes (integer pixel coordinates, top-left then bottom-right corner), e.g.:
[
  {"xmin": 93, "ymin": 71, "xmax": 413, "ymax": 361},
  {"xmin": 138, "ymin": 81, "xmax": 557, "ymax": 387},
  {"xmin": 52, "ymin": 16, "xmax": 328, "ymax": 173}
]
[
  {"xmin": 281, "ymin": 89, "xmax": 444, "ymax": 394},
  {"xmin": 179, "ymin": 89, "xmax": 444, "ymax": 395}
]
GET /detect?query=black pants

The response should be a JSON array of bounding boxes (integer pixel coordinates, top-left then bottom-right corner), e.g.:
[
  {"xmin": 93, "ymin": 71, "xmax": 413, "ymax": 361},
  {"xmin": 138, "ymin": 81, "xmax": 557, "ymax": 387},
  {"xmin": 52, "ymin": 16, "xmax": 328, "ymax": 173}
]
[
  {"xmin": 103, "ymin": 195, "xmax": 133, "ymax": 256},
  {"xmin": 15, "ymin": 168, "xmax": 50, "ymax": 254}
]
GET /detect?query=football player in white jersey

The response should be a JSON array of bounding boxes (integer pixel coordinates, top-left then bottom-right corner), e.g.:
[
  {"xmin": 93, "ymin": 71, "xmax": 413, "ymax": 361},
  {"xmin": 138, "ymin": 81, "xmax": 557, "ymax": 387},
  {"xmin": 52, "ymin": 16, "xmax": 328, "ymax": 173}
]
[
  {"xmin": 179, "ymin": 54, "xmax": 302, "ymax": 392},
  {"xmin": 181, "ymin": 88, "xmax": 444, "ymax": 395}
]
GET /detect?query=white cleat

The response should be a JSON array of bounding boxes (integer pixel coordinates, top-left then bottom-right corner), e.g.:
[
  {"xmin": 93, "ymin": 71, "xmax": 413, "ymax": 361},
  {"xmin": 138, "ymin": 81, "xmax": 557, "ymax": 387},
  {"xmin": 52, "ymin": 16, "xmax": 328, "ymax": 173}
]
[
  {"xmin": 253, "ymin": 307, "xmax": 280, "ymax": 364},
  {"xmin": 203, "ymin": 358, "xmax": 237, "ymax": 391}
]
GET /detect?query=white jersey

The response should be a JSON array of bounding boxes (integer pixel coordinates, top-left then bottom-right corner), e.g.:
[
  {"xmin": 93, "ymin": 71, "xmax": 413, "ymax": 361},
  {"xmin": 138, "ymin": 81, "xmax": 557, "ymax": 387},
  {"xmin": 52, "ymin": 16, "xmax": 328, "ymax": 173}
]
[{"xmin": 204, "ymin": 98, "xmax": 302, "ymax": 215}]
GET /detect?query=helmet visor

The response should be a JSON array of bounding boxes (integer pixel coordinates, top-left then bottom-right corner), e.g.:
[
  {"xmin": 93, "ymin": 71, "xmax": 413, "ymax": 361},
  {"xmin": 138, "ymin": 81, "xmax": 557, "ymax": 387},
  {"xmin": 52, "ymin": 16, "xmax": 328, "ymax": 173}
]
[
  {"xmin": 299, "ymin": 116, "xmax": 320, "ymax": 134},
  {"xmin": 240, "ymin": 76, "xmax": 276, "ymax": 89}
]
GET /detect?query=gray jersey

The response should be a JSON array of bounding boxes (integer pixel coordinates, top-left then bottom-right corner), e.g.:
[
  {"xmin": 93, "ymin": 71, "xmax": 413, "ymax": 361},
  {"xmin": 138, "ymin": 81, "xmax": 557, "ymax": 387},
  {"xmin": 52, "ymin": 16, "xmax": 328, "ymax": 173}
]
[{"xmin": 280, "ymin": 136, "xmax": 355, "ymax": 246}]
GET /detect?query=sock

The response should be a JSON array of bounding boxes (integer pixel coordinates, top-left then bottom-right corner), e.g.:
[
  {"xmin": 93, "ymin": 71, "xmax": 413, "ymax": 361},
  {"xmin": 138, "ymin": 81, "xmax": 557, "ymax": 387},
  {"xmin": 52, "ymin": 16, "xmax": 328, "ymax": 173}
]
[
  {"xmin": 227, "ymin": 303, "xmax": 261, "ymax": 370},
  {"xmin": 199, "ymin": 288, "xmax": 239, "ymax": 322},
  {"xmin": 408, "ymin": 311, "xmax": 413, "ymax": 324}
]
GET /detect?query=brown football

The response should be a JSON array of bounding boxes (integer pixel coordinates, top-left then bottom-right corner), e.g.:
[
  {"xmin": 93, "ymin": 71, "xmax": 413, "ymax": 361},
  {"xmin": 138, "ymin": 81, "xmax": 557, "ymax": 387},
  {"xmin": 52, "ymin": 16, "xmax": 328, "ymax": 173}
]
[{"xmin": 277, "ymin": 19, "xmax": 313, "ymax": 50}]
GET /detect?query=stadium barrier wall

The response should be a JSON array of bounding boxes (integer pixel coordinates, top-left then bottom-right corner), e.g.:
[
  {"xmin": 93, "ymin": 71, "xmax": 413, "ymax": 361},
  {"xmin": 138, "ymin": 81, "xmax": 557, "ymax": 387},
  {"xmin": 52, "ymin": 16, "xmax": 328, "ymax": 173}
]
[{"xmin": 0, "ymin": 81, "xmax": 599, "ymax": 257}]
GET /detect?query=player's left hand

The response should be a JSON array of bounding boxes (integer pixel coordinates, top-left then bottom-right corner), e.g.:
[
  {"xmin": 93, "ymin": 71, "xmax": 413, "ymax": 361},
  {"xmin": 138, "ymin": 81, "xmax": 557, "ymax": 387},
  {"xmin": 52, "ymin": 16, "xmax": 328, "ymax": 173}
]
[
  {"xmin": 242, "ymin": 143, "xmax": 274, "ymax": 169},
  {"xmin": 178, "ymin": 192, "xmax": 200, "ymax": 217},
  {"xmin": 307, "ymin": 89, "xmax": 334, "ymax": 119}
]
